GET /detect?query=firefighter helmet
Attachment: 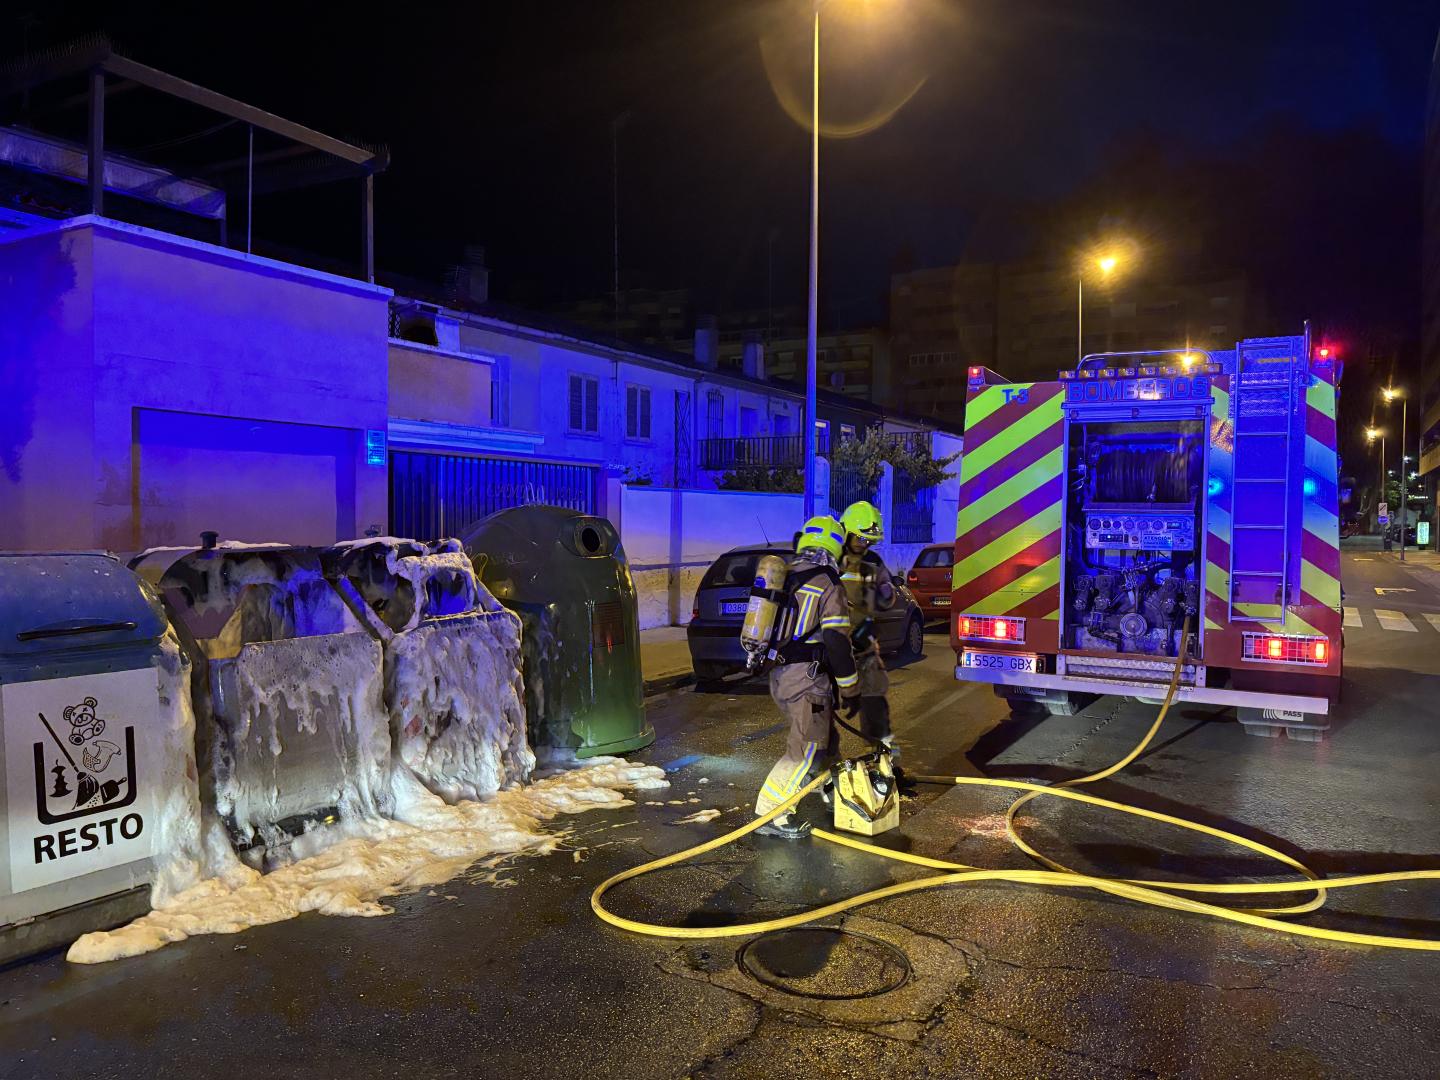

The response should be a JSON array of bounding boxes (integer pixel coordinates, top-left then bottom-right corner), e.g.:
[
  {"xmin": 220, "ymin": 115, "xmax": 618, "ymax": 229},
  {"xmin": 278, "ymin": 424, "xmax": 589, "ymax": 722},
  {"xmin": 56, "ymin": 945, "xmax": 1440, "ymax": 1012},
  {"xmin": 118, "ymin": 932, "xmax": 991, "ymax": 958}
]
[
  {"xmin": 841, "ymin": 501, "xmax": 884, "ymax": 543},
  {"xmin": 796, "ymin": 515, "xmax": 846, "ymax": 561}
]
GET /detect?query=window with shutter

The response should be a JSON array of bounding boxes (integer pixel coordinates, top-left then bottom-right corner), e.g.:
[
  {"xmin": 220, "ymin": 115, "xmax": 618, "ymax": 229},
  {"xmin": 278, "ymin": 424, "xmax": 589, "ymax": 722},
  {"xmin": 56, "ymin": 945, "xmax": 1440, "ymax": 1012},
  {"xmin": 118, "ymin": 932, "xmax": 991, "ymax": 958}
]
[{"xmin": 570, "ymin": 374, "xmax": 599, "ymax": 433}]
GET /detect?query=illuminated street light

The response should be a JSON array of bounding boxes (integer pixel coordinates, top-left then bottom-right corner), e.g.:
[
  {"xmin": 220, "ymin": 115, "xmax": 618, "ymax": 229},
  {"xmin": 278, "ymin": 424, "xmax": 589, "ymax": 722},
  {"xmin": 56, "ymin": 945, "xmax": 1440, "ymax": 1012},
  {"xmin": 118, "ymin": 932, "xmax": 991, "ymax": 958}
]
[
  {"xmin": 801, "ymin": 0, "xmax": 901, "ymax": 516},
  {"xmin": 1365, "ymin": 426, "xmax": 1381, "ymax": 442},
  {"xmin": 1381, "ymin": 385, "xmax": 1409, "ymax": 559},
  {"xmin": 1077, "ymin": 244, "xmax": 1134, "ymax": 365}
]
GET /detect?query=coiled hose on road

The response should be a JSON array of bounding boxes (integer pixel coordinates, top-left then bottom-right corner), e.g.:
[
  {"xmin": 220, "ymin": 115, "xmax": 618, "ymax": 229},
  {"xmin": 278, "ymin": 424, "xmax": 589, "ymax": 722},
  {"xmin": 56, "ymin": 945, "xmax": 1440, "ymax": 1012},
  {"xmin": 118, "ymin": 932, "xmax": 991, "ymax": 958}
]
[{"xmin": 592, "ymin": 627, "xmax": 1440, "ymax": 951}]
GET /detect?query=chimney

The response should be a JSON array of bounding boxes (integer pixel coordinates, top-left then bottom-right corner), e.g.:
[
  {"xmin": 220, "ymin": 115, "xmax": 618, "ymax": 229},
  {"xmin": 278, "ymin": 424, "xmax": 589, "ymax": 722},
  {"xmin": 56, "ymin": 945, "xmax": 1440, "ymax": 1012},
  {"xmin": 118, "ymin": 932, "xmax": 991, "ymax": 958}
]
[
  {"xmin": 444, "ymin": 245, "xmax": 490, "ymax": 305},
  {"xmin": 695, "ymin": 314, "xmax": 718, "ymax": 370},
  {"xmin": 741, "ymin": 330, "xmax": 766, "ymax": 380},
  {"xmin": 463, "ymin": 245, "xmax": 489, "ymax": 303}
]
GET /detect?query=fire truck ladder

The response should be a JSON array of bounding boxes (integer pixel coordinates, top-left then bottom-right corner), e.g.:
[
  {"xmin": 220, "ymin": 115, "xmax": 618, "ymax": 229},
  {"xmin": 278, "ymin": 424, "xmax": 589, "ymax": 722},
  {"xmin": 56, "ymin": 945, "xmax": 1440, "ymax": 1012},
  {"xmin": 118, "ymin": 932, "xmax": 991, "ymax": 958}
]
[{"xmin": 1227, "ymin": 343, "xmax": 1305, "ymax": 624}]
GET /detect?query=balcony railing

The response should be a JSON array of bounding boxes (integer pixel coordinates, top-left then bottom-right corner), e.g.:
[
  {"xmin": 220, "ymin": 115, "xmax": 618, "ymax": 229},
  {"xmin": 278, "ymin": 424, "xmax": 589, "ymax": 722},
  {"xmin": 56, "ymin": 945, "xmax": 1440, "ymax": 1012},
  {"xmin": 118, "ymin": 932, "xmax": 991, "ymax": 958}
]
[{"xmin": 699, "ymin": 433, "xmax": 835, "ymax": 471}]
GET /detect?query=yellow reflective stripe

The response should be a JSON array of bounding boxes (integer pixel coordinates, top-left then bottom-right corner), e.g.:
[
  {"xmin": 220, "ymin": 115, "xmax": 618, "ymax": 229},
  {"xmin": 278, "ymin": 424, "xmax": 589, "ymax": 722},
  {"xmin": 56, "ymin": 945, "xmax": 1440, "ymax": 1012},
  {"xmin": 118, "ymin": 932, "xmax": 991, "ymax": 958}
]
[
  {"xmin": 1300, "ymin": 558, "xmax": 1340, "ymax": 608},
  {"xmin": 835, "ymin": 673, "xmax": 858, "ymax": 688},
  {"xmin": 958, "ymin": 391, "xmax": 1062, "ymax": 490},
  {"xmin": 782, "ymin": 741, "xmax": 819, "ymax": 792},
  {"xmin": 820, "ymin": 616, "xmax": 849, "ymax": 627},
  {"xmin": 952, "ymin": 507, "xmax": 1060, "ymax": 590},
  {"xmin": 1306, "ymin": 377, "xmax": 1336, "ymax": 420},
  {"xmin": 956, "ymin": 445, "xmax": 1063, "ymax": 538},
  {"xmin": 958, "ymin": 556, "xmax": 1061, "ymax": 615},
  {"xmin": 964, "ymin": 385, "xmax": 1017, "ymax": 430}
]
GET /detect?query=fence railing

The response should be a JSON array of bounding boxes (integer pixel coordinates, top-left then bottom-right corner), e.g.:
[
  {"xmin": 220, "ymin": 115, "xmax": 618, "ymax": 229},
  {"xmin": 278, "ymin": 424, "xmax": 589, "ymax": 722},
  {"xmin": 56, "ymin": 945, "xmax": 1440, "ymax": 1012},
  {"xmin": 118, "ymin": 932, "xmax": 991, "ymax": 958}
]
[
  {"xmin": 699, "ymin": 434, "xmax": 828, "ymax": 471},
  {"xmin": 390, "ymin": 450, "xmax": 598, "ymax": 541}
]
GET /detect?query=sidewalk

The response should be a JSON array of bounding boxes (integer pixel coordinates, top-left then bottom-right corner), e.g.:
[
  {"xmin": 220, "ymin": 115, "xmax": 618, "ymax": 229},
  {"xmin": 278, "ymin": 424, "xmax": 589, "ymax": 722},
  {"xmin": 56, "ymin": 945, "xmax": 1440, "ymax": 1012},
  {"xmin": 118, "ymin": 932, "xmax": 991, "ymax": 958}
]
[
  {"xmin": 639, "ymin": 625, "xmax": 694, "ymax": 695},
  {"xmin": 1374, "ymin": 547, "xmax": 1440, "ymax": 571}
]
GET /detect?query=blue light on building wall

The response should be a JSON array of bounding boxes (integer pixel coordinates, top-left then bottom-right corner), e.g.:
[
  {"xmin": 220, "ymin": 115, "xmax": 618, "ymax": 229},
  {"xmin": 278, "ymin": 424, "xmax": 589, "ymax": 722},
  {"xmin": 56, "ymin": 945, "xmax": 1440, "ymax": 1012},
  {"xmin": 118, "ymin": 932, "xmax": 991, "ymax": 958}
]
[{"xmin": 365, "ymin": 429, "xmax": 388, "ymax": 467}]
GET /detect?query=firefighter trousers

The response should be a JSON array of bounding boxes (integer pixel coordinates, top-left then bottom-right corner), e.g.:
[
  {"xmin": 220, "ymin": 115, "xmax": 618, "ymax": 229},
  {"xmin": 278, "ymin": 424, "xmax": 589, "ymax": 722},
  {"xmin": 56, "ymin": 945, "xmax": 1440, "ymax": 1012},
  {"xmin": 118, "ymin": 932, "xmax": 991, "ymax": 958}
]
[
  {"xmin": 755, "ymin": 662, "xmax": 840, "ymax": 817},
  {"xmin": 855, "ymin": 645, "xmax": 892, "ymax": 747}
]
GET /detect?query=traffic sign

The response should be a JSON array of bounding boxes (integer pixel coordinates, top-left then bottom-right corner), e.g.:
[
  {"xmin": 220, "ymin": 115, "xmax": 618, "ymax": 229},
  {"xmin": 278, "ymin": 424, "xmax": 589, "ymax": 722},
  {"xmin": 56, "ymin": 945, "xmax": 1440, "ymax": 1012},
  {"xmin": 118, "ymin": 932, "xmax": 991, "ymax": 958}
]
[{"xmin": 1378, "ymin": 502, "xmax": 1389, "ymax": 525}]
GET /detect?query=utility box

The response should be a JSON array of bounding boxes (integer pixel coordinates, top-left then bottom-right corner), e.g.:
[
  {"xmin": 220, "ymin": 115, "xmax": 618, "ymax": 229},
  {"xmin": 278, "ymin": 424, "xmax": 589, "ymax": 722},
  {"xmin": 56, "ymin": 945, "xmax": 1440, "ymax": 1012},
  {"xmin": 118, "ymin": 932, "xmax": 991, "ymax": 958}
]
[
  {"xmin": 461, "ymin": 507, "xmax": 652, "ymax": 757},
  {"xmin": 130, "ymin": 540, "xmax": 390, "ymax": 864},
  {"xmin": 0, "ymin": 552, "xmax": 200, "ymax": 964},
  {"xmin": 322, "ymin": 537, "xmax": 532, "ymax": 803}
]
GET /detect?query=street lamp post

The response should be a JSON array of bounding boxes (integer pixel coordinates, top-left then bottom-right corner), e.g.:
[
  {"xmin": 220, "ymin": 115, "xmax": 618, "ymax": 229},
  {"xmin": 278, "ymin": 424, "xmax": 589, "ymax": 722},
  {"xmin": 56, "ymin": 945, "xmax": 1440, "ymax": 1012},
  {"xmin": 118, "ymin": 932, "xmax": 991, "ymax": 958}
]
[
  {"xmin": 1384, "ymin": 388, "xmax": 1408, "ymax": 561},
  {"xmin": 803, "ymin": 4, "xmax": 821, "ymax": 518},
  {"xmin": 1077, "ymin": 254, "xmax": 1120, "ymax": 365}
]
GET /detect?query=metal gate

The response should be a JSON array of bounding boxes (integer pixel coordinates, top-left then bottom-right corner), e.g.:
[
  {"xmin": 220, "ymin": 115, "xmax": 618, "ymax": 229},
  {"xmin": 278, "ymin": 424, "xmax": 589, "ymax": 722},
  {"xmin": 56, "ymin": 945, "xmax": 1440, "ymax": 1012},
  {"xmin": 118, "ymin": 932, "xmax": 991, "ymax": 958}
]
[
  {"xmin": 891, "ymin": 465, "xmax": 935, "ymax": 544},
  {"xmin": 390, "ymin": 450, "xmax": 598, "ymax": 541},
  {"xmin": 673, "ymin": 390, "xmax": 692, "ymax": 487}
]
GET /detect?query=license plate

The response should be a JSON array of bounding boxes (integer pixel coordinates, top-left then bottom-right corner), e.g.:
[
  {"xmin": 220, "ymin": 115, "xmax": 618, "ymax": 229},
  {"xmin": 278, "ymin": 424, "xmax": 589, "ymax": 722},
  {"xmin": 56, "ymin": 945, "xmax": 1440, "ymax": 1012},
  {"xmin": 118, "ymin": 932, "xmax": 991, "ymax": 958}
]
[
  {"xmin": 962, "ymin": 650, "xmax": 1041, "ymax": 674},
  {"xmin": 721, "ymin": 601, "xmax": 748, "ymax": 616},
  {"xmin": 931, "ymin": 596, "xmax": 951, "ymax": 606}
]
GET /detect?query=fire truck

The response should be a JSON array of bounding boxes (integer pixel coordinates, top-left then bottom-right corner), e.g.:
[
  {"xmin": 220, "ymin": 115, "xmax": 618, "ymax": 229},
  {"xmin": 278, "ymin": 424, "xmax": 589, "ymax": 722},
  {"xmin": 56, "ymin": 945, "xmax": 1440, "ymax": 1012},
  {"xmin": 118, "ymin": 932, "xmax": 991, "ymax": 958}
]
[{"xmin": 951, "ymin": 331, "xmax": 1342, "ymax": 740}]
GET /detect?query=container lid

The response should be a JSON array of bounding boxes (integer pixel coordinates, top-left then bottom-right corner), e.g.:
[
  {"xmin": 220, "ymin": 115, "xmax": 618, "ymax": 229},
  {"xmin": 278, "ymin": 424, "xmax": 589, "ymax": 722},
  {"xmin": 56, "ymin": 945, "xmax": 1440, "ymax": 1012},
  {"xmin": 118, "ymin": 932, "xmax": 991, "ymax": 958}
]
[{"xmin": 0, "ymin": 552, "xmax": 167, "ymax": 657}]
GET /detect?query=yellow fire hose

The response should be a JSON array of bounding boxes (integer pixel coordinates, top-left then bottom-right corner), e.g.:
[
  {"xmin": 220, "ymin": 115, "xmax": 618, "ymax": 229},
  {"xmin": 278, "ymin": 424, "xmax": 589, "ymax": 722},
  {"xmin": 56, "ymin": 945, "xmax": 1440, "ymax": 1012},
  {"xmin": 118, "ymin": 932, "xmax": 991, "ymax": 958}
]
[{"xmin": 592, "ymin": 629, "xmax": 1440, "ymax": 951}]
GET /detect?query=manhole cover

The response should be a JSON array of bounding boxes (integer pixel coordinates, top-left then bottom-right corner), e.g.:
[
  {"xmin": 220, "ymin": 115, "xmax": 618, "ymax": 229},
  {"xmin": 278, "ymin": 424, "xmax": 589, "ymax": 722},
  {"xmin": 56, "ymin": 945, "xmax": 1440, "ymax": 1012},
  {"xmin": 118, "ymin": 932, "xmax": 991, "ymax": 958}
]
[{"xmin": 736, "ymin": 927, "xmax": 911, "ymax": 1000}]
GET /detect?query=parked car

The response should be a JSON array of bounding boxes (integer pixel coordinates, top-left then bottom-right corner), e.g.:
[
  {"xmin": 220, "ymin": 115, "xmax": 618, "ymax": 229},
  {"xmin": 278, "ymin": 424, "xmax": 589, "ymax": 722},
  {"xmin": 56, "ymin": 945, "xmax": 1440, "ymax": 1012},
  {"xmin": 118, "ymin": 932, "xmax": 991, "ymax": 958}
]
[
  {"xmin": 686, "ymin": 543, "xmax": 926, "ymax": 685},
  {"xmin": 906, "ymin": 543, "xmax": 955, "ymax": 624},
  {"xmin": 1386, "ymin": 522, "xmax": 1420, "ymax": 545}
]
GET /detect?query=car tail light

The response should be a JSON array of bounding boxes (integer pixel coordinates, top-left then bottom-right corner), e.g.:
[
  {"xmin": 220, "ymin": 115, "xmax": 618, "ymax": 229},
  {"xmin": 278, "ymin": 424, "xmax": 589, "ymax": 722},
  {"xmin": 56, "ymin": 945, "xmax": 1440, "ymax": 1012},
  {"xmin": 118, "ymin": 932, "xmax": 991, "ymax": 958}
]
[
  {"xmin": 1242, "ymin": 633, "xmax": 1331, "ymax": 666},
  {"xmin": 907, "ymin": 571, "xmax": 919, "ymax": 583},
  {"xmin": 692, "ymin": 602, "xmax": 700, "ymax": 620},
  {"xmin": 957, "ymin": 613, "xmax": 1025, "ymax": 643}
]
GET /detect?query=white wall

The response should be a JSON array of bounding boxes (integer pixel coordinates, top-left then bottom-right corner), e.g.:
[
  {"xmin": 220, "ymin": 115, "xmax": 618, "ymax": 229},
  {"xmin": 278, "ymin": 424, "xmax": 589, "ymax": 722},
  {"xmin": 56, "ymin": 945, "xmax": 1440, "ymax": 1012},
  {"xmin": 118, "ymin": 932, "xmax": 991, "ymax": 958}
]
[
  {"xmin": 0, "ymin": 217, "xmax": 391, "ymax": 552},
  {"xmin": 618, "ymin": 485, "xmax": 804, "ymax": 628}
]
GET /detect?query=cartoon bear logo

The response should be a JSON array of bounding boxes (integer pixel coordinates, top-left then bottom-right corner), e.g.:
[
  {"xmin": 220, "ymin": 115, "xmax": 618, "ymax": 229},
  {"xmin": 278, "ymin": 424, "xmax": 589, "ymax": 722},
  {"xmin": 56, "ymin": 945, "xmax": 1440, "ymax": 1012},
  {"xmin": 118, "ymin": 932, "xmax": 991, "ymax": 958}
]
[{"xmin": 63, "ymin": 696, "xmax": 106, "ymax": 745}]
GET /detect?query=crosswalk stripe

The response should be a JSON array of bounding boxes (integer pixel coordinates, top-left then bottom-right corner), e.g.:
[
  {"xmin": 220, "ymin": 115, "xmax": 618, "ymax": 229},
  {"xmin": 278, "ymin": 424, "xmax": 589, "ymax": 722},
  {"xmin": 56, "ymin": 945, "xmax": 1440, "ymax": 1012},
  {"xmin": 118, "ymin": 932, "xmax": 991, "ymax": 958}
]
[
  {"xmin": 1375, "ymin": 609, "xmax": 1417, "ymax": 632},
  {"xmin": 1343, "ymin": 606, "xmax": 1362, "ymax": 628},
  {"xmin": 1426, "ymin": 614, "xmax": 1440, "ymax": 633}
]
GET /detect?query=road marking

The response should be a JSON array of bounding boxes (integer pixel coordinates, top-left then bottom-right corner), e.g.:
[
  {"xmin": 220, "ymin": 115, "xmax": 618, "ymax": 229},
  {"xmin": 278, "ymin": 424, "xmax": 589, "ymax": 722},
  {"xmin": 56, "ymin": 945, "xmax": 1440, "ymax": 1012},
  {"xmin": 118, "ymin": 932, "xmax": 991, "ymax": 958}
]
[
  {"xmin": 908, "ymin": 686, "xmax": 969, "ymax": 727},
  {"xmin": 1426, "ymin": 614, "xmax": 1440, "ymax": 633},
  {"xmin": 1352, "ymin": 557, "xmax": 1374, "ymax": 562},
  {"xmin": 1343, "ymin": 606, "xmax": 1362, "ymax": 628},
  {"xmin": 1376, "ymin": 587, "xmax": 1415, "ymax": 595},
  {"xmin": 1375, "ymin": 609, "xmax": 1417, "ymax": 632}
]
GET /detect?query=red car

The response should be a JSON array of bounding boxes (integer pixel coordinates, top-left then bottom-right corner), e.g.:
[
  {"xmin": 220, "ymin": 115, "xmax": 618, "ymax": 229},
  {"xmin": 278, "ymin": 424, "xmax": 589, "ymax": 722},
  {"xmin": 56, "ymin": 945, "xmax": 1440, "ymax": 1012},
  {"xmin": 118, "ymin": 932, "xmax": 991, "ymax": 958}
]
[{"xmin": 906, "ymin": 543, "xmax": 955, "ymax": 624}]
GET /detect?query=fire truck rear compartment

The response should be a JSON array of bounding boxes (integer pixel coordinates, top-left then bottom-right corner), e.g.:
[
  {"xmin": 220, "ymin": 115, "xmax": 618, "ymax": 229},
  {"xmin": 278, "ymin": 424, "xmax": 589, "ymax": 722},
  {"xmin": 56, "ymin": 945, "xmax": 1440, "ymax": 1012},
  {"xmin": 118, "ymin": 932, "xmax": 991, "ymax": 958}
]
[{"xmin": 1064, "ymin": 419, "xmax": 1204, "ymax": 659}]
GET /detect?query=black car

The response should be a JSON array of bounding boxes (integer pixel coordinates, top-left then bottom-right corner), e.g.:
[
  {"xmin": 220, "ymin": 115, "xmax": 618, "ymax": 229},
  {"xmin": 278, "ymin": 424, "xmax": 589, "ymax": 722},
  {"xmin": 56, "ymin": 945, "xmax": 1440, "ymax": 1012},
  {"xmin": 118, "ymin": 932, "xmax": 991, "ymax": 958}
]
[{"xmin": 686, "ymin": 543, "xmax": 926, "ymax": 685}]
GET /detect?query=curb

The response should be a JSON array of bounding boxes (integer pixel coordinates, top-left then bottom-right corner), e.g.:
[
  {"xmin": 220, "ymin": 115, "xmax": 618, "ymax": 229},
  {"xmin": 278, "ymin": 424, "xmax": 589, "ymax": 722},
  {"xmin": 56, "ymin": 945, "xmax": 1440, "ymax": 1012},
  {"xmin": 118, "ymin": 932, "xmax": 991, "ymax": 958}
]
[{"xmin": 643, "ymin": 671, "xmax": 696, "ymax": 697}]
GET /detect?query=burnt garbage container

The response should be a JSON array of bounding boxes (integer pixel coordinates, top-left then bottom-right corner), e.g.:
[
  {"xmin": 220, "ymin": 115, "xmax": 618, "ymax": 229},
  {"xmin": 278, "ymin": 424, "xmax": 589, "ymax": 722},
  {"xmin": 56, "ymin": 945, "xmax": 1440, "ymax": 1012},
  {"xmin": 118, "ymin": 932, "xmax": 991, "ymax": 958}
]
[
  {"xmin": 461, "ymin": 506, "xmax": 652, "ymax": 758},
  {"xmin": 130, "ymin": 540, "xmax": 390, "ymax": 864},
  {"xmin": 0, "ymin": 552, "xmax": 200, "ymax": 964},
  {"xmin": 321, "ymin": 537, "xmax": 532, "ymax": 803}
]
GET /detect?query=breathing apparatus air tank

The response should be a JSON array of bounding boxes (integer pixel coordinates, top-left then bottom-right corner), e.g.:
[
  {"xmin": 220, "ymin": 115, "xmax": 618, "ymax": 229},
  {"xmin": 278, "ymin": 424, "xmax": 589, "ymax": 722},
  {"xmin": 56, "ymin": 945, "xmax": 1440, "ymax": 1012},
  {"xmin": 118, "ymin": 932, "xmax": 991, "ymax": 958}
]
[{"xmin": 740, "ymin": 554, "xmax": 789, "ymax": 670}]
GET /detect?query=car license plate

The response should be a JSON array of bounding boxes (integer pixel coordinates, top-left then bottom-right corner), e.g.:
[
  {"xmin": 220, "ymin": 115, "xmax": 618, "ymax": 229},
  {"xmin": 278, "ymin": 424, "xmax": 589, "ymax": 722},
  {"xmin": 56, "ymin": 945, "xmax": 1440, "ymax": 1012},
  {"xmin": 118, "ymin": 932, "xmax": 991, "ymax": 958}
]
[
  {"xmin": 962, "ymin": 650, "xmax": 1041, "ymax": 674},
  {"xmin": 931, "ymin": 596, "xmax": 951, "ymax": 606},
  {"xmin": 721, "ymin": 600, "xmax": 748, "ymax": 616}
]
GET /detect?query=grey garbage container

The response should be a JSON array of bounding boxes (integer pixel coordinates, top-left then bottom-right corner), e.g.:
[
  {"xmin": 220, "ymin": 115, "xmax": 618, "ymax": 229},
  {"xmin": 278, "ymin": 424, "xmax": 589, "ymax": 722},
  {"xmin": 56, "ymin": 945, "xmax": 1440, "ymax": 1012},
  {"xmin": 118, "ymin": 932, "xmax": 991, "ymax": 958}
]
[
  {"xmin": 0, "ymin": 552, "xmax": 200, "ymax": 964},
  {"xmin": 461, "ymin": 506, "xmax": 653, "ymax": 758},
  {"xmin": 130, "ymin": 540, "xmax": 390, "ymax": 865},
  {"xmin": 322, "ymin": 537, "xmax": 532, "ymax": 803}
]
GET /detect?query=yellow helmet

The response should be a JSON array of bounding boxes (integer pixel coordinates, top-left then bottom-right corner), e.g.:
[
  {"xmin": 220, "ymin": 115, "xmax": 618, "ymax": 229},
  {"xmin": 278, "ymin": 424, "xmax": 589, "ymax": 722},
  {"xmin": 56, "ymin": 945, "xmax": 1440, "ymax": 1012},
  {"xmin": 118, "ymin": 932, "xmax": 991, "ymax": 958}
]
[
  {"xmin": 796, "ymin": 515, "xmax": 845, "ymax": 561},
  {"xmin": 841, "ymin": 500, "xmax": 884, "ymax": 543}
]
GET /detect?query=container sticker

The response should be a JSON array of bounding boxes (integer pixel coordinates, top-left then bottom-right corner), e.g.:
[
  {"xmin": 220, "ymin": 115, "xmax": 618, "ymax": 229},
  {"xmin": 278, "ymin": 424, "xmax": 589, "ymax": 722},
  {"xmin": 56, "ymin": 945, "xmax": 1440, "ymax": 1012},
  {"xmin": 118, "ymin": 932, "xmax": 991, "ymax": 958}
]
[{"xmin": 3, "ymin": 668, "xmax": 161, "ymax": 894}]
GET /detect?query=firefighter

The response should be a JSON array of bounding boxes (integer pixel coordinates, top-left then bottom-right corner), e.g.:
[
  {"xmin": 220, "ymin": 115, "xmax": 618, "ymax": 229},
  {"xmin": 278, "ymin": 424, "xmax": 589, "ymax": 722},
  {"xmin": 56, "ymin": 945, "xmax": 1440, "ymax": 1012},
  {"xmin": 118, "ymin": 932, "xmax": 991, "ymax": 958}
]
[
  {"xmin": 838, "ymin": 500, "xmax": 898, "ymax": 756},
  {"xmin": 753, "ymin": 514, "xmax": 859, "ymax": 839}
]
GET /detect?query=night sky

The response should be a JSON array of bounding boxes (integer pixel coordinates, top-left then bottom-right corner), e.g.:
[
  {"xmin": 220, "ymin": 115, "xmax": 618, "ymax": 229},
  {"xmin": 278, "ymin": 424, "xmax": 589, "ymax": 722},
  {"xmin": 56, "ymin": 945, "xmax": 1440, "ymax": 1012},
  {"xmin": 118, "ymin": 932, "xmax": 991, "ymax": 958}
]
[{"xmin": 7, "ymin": 2, "xmax": 1438, "ymax": 363}]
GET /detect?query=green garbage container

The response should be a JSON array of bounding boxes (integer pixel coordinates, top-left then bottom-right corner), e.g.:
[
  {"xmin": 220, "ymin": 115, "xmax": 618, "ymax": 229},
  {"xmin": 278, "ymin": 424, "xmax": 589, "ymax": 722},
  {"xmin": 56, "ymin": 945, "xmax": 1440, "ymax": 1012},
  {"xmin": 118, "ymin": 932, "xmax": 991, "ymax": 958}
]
[
  {"xmin": 461, "ymin": 506, "xmax": 653, "ymax": 758},
  {"xmin": 0, "ymin": 552, "xmax": 200, "ymax": 964}
]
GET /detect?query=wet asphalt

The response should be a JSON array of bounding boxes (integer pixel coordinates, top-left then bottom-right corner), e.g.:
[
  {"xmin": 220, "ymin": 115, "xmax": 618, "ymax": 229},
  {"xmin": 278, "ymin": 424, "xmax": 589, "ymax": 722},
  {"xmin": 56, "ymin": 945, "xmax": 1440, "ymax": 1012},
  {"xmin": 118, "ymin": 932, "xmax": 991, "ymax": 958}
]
[{"xmin": 3, "ymin": 545, "xmax": 1440, "ymax": 1078}]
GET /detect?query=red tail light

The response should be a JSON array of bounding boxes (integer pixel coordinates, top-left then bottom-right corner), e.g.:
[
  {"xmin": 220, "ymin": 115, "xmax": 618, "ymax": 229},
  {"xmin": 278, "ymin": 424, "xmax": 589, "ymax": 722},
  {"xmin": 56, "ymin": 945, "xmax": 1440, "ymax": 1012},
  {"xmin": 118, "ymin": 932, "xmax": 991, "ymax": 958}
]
[
  {"xmin": 957, "ymin": 613, "xmax": 1025, "ymax": 643},
  {"xmin": 907, "ymin": 571, "xmax": 919, "ymax": 583},
  {"xmin": 1242, "ymin": 632, "xmax": 1331, "ymax": 666},
  {"xmin": 692, "ymin": 603, "xmax": 700, "ymax": 620}
]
